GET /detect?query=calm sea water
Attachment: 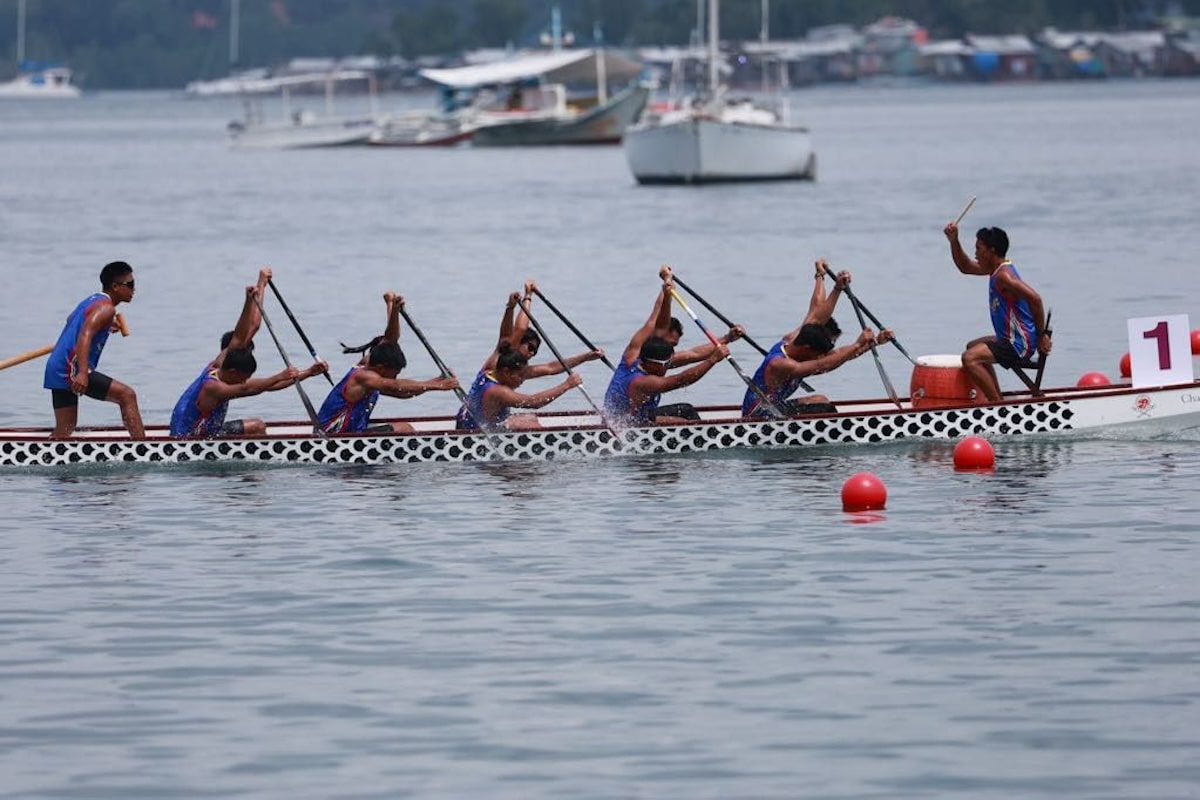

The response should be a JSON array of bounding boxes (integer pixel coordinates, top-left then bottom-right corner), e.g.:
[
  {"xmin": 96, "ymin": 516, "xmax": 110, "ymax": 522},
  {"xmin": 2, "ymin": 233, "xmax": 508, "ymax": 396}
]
[{"xmin": 1, "ymin": 81, "xmax": 1199, "ymax": 798}]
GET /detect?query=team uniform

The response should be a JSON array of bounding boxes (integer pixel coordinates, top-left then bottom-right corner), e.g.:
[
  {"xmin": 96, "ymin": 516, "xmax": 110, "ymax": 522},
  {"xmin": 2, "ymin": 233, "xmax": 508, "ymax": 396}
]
[
  {"xmin": 603, "ymin": 360, "xmax": 659, "ymax": 424},
  {"xmin": 455, "ymin": 370, "xmax": 507, "ymax": 431},
  {"xmin": 170, "ymin": 367, "xmax": 230, "ymax": 438},
  {"xmin": 740, "ymin": 341, "xmax": 835, "ymax": 418},
  {"xmin": 318, "ymin": 367, "xmax": 381, "ymax": 434},
  {"xmin": 987, "ymin": 261, "xmax": 1038, "ymax": 367},
  {"xmin": 44, "ymin": 293, "xmax": 113, "ymax": 407}
]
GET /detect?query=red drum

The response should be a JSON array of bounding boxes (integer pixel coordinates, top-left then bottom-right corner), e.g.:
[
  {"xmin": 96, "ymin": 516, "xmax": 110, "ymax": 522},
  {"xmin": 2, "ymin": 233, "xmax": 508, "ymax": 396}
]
[{"xmin": 909, "ymin": 355, "xmax": 983, "ymax": 409}]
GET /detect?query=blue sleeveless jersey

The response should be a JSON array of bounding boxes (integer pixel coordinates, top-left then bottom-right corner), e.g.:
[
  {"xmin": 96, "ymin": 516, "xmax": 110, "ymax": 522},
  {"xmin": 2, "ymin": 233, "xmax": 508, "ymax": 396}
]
[
  {"xmin": 170, "ymin": 366, "xmax": 228, "ymax": 438},
  {"xmin": 455, "ymin": 370, "xmax": 508, "ymax": 431},
  {"xmin": 603, "ymin": 360, "xmax": 659, "ymax": 424},
  {"xmin": 318, "ymin": 367, "xmax": 380, "ymax": 433},
  {"xmin": 44, "ymin": 293, "xmax": 112, "ymax": 390},
  {"xmin": 989, "ymin": 261, "xmax": 1037, "ymax": 358},
  {"xmin": 742, "ymin": 340, "xmax": 803, "ymax": 417}
]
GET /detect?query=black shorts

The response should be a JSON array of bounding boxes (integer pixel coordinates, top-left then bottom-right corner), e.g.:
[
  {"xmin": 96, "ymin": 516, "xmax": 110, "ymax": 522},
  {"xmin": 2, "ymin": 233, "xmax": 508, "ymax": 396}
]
[
  {"xmin": 784, "ymin": 400, "xmax": 837, "ymax": 416},
  {"xmin": 985, "ymin": 339, "xmax": 1025, "ymax": 369},
  {"xmin": 50, "ymin": 371, "xmax": 114, "ymax": 409},
  {"xmin": 219, "ymin": 419, "xmax": 246, "ymax": 436},
  {"xmin": 655, "ymin": 402, "xmax": 701, "ymax": 421}
]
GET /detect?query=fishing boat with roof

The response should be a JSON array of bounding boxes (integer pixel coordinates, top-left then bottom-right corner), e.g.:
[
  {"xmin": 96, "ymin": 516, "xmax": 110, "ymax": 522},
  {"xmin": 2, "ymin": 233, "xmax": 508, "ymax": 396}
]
[
  {"xmin": 227, "ymin": 69, "xmax": 382, "ymax": 149},
  {"xmin": 375, "ymin": 45, "xmax": 649, "ymax": 148}
]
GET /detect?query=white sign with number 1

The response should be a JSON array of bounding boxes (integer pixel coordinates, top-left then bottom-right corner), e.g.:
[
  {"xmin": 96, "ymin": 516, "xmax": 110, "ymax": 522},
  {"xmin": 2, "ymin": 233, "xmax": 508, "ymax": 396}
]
[{"xmin": 1127, "ymin": 314, "xmax": 1193, "ymax": 389}]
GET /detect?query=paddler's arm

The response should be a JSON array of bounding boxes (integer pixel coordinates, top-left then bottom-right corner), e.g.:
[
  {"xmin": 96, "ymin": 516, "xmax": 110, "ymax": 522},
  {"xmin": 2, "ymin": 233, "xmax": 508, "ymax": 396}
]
[
  {"xmin": 382, "ymin": 292, "xmax": 402, "ymax": 344},
  {"xmin": 483, "ymin": 292, "xmax": 522, "ymax": 372},
  {"xmin": 510, "ymin": 279, "xmax": 536, "ymax": 346},
  {"xmin": 943, "ymin": 222, "xmax": 986, "ymax": 275},
  {"xmin": 228, "ymin": 269, "xmax": 272, "ymax": 351},
  {"xmin": 383, "ymin": 375, "xmax": 460, "ymax": 400},
  {"xmin": 805, "ymin": 263, "xmax": 848, "ymax": 325},
  {"xmin": 801, "ymin": 329, "xmax": 877, "ymax": 377},
  {"xmin": 632, "ymin": 345, "xmax": 728, "ymax": 403},
  {"xmin": 624, "ymin": 268, "xmax": 674, "ymax": 366},
  {"xmin": 525, "ymin": 348, "xmax": 605, "ymax": 378},
  {"xmin": 491, "ymin": 373, "xmax": 582, "ymax": 412}
]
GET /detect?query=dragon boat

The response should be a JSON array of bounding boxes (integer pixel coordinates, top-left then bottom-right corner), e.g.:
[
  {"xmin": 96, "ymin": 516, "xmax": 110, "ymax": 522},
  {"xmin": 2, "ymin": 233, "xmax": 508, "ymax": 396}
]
[{"xmin": 3, "ymin": 376, "xmax": 1199, "ymax": 468}]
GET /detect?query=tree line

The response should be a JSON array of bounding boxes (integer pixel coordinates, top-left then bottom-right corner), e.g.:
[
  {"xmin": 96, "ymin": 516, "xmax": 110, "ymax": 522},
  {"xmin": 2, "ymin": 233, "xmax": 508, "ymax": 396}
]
[{"xmin": 2, "ymin": 0, "xmax": 1195, "ymax": 88}]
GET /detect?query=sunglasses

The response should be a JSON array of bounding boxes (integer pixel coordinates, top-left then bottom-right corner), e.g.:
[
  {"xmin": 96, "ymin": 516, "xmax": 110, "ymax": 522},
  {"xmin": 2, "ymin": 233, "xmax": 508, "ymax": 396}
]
[
  {"xmin": 115, "ymin": 279, "xmax": 136, "ymax": 289},
  {"xmin": 643, "ymin": 357, "xmax": 671, "ymax": 367}
]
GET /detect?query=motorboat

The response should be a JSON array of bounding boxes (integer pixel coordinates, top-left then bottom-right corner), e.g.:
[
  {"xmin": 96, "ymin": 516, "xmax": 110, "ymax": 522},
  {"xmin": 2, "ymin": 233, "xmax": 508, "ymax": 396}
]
[
  {"xmin": 0, "ymin": 62, "xmax": 81, "ymax": 99},
  {"xmin": 227, "ymin": 70, "xmax": 383, "ymax": 149}
]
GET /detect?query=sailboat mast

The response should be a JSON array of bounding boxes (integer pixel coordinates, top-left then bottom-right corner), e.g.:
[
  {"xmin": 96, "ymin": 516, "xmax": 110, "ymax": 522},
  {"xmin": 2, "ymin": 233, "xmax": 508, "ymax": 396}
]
[
  {"xmin": 16, "ymin": 0, "xmax": 25, "ymax": 63},
  {"xmin": 230, "ymin": 0, "xmax": 240, "ymax": 68},
  {"xmin": 708, "ymin": 0, "xmax": 718, "ymax": 94}
]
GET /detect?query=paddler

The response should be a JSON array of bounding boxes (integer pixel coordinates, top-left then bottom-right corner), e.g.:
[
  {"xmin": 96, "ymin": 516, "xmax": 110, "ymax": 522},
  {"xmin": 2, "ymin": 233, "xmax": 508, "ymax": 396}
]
[
  {"xmin": 741, "ymin": 260, "xmax": 891, "ymax": 418},
  {"xmin": 603, "ymin": 266, "xmax": 732, "ymax": 425},
  {"xmin": 317, "ymin": 293, "xmax": 459, "ymax": 434},
  {"xmin": 44, "ymin": 261, "xmax": 146, "ymax": 440}
]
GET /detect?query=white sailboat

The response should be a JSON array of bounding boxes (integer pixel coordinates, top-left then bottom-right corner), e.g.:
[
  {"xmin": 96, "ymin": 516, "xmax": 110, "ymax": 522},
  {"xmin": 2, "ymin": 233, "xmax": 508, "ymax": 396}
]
[
  {"xmin": 0, "ymin": 0, "xmax": 81, "ymax": 99},
  {"xmin": 623, "ymin": 0, "xmax": 814, "ymax": 184}
]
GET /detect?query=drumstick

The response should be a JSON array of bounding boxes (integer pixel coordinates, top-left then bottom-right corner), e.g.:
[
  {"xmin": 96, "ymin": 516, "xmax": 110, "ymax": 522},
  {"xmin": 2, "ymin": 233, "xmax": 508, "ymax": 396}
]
[{"xmin": 954, "ymin": 196, "xmax": 976, "ymax": 226}]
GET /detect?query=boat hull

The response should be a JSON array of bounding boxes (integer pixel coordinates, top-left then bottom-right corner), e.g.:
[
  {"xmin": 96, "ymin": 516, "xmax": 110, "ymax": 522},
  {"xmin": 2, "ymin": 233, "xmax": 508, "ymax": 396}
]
[
  {"xmin": 228, "ymin": 117, "xmax": 376, "ymax": 149},
  {"xmin": 470, "ymin": 84, "xmax": 650, "ymax": 147},
  {"xmin": 4, "ymin": 382, "xmax": 1198, "ymax": 468},
  {"xmin": 624, "ymin": 117, "xmax": 815, "ymax": 184}
]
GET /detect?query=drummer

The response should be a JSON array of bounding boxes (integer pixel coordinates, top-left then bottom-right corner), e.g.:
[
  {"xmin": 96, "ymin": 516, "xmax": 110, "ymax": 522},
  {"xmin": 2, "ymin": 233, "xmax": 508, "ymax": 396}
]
[
  {"xmin": 741, "ymin": 260, "xmax": 891, "ymax": 418},
  {"xmin": 943, "ymin": 223, "xmax": 1051, "ymax": 402}
]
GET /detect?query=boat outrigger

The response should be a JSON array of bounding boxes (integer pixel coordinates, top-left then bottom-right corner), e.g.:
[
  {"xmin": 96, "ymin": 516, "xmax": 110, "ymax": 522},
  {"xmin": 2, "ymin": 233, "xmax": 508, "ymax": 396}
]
[{"xmin": 3, "ymin": 377, "xmax": 1198, "ymax": 468}]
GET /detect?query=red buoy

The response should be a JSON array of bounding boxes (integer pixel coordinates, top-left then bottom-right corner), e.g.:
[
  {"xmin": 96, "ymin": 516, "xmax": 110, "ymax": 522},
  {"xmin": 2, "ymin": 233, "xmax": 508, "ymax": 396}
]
[
  {"xmin": 1119, "ymin": 352, "xmax": 1131, "ymax": 378},
  {"xmin": 841, "ymin": 473, "xmax": 887, "ymax": 511},
  {"xmin": 1077, "ymin": 372, "xmax": 1111, "ymax": 388},
  {"xmin": 953, "ymin": 436, "xmax": 995, "ymax": 470},
  {"xmin": 1191, "ymin": 329, "xmax": 1200, "ymax": 356}
]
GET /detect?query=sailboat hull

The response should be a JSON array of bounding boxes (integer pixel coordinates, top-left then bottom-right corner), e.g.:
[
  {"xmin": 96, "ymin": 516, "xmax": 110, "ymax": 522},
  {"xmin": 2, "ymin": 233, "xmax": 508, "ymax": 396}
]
[{"xmin": 624, "ymin": 116, "xmax": 815, "ymax": 184}]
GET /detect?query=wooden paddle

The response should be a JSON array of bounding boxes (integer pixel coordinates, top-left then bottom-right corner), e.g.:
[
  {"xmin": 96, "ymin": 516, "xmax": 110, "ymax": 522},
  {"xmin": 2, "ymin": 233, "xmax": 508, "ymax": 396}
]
[
  {"xmin": 668, "ymin": 287, "xmax": 786, "ymax": 419},
  {"xmin": 673, "ymin": 273, "xmax": 816, "ymax": 393},
  {"xmin": 252, "ymin": 293, "xmax": 326, "ymax": 436},
  {"xmin": 267, "ymin": 278, "xmax": 334, "ymax": 385},
  {"xmin": 1, "ymin": 312, "xmax": 129, "ymax": 371},
  {"xmin": 530, "ymin": 287, "xmax": 614, "ymax": 371},
  {"xmin": 397, "ymin": 304, "xmax": 503, "ymax": 458}
]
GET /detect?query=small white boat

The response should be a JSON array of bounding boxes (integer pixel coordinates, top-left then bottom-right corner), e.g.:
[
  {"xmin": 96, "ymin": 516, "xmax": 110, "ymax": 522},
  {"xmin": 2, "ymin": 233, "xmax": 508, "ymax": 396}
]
[
  {"xmin": 623, "ymin": 0, "xmax": 814, "ymax": 184},
  {"xmin": 227, "ymin": 70, "xmax": 382, "ymax": 150},
  {"xmin": 0, "ymin": 2, "xmax": 80, "ymax": 99},
  {"xmin": 0, "ymin": 63, "xmax": 81, "ymax": 99}
]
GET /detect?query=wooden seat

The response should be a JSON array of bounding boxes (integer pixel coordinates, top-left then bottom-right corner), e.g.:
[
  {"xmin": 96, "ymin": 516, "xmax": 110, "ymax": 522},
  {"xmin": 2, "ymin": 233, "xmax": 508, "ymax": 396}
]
[{"xmin": 1005, "ymin": 310, "xmax": 1051, "ymax": 397}]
